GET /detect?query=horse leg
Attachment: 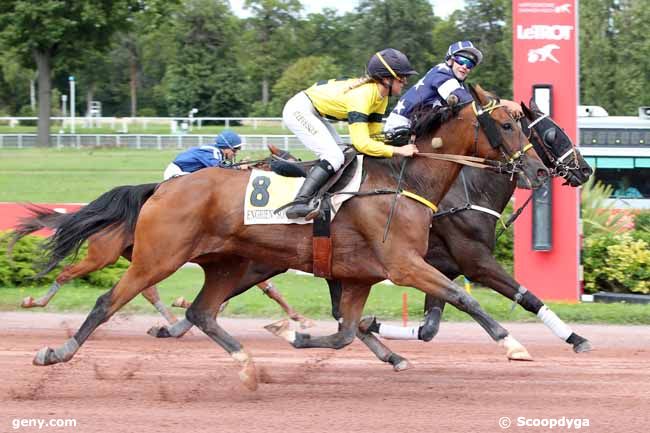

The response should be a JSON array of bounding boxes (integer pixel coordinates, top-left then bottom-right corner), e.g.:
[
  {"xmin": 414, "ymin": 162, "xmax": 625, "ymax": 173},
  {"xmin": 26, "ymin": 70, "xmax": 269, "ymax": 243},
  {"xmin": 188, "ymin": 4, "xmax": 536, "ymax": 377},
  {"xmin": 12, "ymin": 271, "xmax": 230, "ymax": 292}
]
[
  {"xmin": 257, "ymin": 280, "xmax": 314, "ymax": 328},
  {"xmin": 140, "ymin": 285, "xmax": 178, "ymax": 325},
  {"xmin": 323, "ymin": 279, "xmax": 410, "ymax": 370},
  {"xmin": 183, "ymin": 259, "xmax": 259, "ymax": 391},
  {"xmin": 389, "ymin": 255, "xmax": 532, "ymax": 361},
  {"xmin": 33, "ymin": 254, "xmax": 185, "ymax": 366},
  {"xmin": 23, "ymin": 233, "xmax": 124, "ymax": 308},
  {"xmin": 266, "ymin": 281, "xmax": 370, "ymax": 350},
  {"xmin": 150, "ymin": 262, "xmax": 288, "ymax": 339},
  {"xmin": 462, "ymin": 250, "xmax": 592, "ymax": 353}
]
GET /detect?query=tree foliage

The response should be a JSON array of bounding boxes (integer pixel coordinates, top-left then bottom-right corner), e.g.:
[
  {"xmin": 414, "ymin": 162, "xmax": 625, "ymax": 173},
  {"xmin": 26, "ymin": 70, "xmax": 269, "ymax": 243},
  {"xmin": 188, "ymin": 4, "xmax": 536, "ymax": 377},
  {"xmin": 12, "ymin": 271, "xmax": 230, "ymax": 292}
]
[{"xmin": 1, "ymin": 0, "xmax": 649, "ymax": 120}]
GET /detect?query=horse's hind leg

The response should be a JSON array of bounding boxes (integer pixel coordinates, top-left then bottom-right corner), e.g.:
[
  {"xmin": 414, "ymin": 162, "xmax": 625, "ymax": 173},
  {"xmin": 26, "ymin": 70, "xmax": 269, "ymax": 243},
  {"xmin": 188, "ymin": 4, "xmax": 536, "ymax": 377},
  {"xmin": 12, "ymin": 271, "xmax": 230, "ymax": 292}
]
[
  {"xmin": 33, "ymin": 259, "xmax": 183, "ymax": 367},
  {"xmin": 140, "ymin": 285, "xmax": 178, "ymax": 325},
  {"xmin": 183, "ymin": 259, "xmax": 259, "ymax": 391},
  {"xmin": 266, "ymin": 281, "xmax": 370, "ymax": 350},
  {"xmin": 22, "ymin": 233, "xmax": 124, "ymax": 308}
]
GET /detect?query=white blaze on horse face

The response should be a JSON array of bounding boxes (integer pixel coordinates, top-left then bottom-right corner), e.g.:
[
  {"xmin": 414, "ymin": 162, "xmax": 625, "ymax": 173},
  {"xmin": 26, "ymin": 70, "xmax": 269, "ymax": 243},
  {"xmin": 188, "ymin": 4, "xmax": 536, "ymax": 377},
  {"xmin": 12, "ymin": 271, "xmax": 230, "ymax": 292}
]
[{"xmin": 431, "ymin": 137, "xmax": 443, "ymax": 149}]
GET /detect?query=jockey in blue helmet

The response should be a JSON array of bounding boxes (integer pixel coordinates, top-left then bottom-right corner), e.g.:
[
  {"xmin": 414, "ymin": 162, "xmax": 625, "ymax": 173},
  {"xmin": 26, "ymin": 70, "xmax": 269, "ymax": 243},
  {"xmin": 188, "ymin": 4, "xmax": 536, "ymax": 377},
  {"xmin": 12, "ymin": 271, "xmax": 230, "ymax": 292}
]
[
  {"xmin": 385, "ymin": 40, "xmax": 522, "ymax": 131},
  {"xmin": 163, "ymin": 129, "xmax": 243, "ymax": 179}
]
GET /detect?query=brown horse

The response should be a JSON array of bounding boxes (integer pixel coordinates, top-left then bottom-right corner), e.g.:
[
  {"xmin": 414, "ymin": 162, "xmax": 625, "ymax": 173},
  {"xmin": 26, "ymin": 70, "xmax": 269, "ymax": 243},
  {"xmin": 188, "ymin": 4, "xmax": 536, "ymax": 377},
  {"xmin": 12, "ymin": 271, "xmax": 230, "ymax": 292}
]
[
  {"xmin": 10, "ymin": 146, "xmax": 313, "ymax": 328},
  {"xmin": 26, "ymin": 85, "xmax": 548, "ymax": 391}
]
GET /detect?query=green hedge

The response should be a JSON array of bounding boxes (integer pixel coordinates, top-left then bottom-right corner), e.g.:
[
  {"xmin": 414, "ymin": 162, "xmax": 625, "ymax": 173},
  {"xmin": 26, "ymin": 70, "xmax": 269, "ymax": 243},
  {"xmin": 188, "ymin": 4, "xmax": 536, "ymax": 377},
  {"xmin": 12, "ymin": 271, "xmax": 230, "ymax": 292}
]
[{"xmin": 0, "ymin": 232, "xmax": 129, "ymax": 288}]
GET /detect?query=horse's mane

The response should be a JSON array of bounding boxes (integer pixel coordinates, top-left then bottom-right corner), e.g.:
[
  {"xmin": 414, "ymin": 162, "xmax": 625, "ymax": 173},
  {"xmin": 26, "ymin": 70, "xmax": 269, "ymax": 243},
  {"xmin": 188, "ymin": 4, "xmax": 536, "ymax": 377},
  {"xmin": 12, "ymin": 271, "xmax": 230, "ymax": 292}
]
[{"xmin": 410, "ymin": 102, "xmax": 467, "ymax": 139}]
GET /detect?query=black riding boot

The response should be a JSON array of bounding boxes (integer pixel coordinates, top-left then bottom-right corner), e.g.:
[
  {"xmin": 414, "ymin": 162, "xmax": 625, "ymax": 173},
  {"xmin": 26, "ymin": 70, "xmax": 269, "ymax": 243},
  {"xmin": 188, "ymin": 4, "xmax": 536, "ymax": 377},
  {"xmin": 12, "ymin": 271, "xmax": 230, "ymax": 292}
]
[{"xmin": 285, "ymin": 160, "xmax": 335, "ymax": 219}]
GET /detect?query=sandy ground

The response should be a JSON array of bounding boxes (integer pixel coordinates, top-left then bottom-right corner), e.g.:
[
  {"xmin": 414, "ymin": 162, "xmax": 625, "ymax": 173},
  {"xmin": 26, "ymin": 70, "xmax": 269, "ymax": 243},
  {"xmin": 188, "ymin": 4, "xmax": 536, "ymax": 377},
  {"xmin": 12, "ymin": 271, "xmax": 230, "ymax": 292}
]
[{"xmin": 1, "ymin": 312, "xmax": 649, "ymax": 433}]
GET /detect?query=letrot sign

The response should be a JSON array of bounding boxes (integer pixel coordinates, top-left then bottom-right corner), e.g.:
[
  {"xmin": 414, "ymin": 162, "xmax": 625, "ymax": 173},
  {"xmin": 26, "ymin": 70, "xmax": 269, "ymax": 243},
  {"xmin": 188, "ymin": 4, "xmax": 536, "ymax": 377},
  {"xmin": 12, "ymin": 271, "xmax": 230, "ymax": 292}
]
[{"xmin": 512, "ymin": 0, "xmax": 581, "ymax": 301}]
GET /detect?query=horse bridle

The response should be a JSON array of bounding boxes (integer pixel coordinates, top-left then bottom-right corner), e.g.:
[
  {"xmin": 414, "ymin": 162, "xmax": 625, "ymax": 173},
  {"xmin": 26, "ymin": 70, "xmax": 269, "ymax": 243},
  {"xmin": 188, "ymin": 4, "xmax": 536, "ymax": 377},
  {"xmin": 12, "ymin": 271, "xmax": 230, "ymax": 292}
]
[
  {"xmin": 524, "ymin": 113, "xmax": 580, "ymax": 177},
  {"xmin": 471, "ymin": 99, "xmax": 534, "ymax": 175}
]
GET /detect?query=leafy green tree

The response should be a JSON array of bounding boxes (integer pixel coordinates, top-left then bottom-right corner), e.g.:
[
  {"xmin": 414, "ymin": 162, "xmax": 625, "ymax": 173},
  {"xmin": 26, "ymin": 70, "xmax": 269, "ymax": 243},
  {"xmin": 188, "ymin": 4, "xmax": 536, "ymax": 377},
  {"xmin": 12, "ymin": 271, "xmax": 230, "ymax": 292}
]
[
  {"xmin": 267, "ymin": 55, "xmax": 342, "ymax": 115},
  {"xmin": 0, "ymin": 0, "xmax": 139, "ymax": 146},
  {"xmin": 352, "ymin": 0, "xmax": 437, "ymax": 74},
  {"xmin": 455, "ymin": 0, "xmax": 512, "ymax": 98},
  {"xmin": 242, "ymin": 0, "xmax": 303, "ymax": 111},
  {"xmin": 163, "ymin": 0, "xmax": 249, "ymax": 116}
]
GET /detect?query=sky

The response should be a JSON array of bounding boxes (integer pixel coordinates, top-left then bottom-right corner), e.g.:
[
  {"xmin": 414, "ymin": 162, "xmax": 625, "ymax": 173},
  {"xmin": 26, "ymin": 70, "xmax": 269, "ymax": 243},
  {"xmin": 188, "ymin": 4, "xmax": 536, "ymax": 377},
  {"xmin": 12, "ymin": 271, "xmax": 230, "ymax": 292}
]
[{"xmin": 229, "ymin": 0, "xmax": 466, "ymax": 18}]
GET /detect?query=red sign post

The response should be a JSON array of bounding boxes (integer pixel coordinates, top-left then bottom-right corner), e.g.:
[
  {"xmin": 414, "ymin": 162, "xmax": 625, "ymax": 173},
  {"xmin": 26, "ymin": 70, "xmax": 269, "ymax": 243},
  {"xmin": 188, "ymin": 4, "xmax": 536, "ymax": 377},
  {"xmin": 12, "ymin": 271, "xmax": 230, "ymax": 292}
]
[{"xmin": 512, "ymin": 0, "xmax": 581, "ymax": 301}]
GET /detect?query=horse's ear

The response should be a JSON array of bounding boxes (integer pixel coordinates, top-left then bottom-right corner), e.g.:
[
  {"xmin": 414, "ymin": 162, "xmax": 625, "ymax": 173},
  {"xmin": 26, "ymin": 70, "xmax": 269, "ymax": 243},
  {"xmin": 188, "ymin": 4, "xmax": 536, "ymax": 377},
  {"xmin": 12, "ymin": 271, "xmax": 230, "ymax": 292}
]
[
  {"xmin": 521, "ymin": 102, "xmax": 534, "ymax": 120},
  {"xmin": 468, "ymin": 83, "xmax": 489, "ymax": 105},
  {"xmin": 467, "ymin": 83, "xmax": 480, "ymax": 103},
  {"xmin": 529, "ymin": 98, "xmax": 543, "ymax": 115}
]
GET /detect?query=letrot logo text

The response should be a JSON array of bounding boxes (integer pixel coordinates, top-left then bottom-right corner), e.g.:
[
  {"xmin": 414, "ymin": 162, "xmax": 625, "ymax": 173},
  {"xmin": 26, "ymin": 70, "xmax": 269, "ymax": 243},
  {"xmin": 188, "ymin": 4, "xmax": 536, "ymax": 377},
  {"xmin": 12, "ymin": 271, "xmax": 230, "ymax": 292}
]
[{"xmin": 516, "ymin": 25, "xmax": 573, "ymax": 41}]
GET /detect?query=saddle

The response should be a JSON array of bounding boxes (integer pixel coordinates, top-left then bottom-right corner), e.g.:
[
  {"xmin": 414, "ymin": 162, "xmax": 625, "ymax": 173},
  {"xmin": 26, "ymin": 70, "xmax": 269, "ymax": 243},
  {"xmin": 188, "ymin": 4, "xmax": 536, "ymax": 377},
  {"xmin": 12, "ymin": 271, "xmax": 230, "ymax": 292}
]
[
  {"xmin": 272, "ymin": 146, "xmax": 360, "ymax": 218},
  {"xmin": 270, "ymin": 147, "xmax": 359, "ymax": 279}
]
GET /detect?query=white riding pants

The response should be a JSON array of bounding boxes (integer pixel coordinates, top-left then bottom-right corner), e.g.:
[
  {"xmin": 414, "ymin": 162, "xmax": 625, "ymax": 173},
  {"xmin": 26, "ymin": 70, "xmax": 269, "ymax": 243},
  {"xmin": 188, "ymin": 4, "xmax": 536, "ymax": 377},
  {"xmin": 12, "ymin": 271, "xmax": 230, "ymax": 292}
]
[
  {"xmin": 163, "ymin": 163, "xmax": 189, "ymax": 180},
  {"xmin": 282, "ymin": 92, "xmax": 345, "ymax": 170}
]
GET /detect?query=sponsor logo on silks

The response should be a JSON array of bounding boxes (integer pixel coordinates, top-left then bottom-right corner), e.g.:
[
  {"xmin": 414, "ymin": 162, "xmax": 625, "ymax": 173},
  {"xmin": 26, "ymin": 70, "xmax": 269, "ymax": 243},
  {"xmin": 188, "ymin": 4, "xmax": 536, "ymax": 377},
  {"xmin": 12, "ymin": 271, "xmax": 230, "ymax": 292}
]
[
  {"xmin": 527, "ymin": 44, "xmax": 560, "ymax": 64},
  {"xmin": 517, "ymin": 2, "xmax": 572, "ymax": 14},
  {"xmin": 516, "ymin": 25, "xmax": 573, "ymax": 41}
]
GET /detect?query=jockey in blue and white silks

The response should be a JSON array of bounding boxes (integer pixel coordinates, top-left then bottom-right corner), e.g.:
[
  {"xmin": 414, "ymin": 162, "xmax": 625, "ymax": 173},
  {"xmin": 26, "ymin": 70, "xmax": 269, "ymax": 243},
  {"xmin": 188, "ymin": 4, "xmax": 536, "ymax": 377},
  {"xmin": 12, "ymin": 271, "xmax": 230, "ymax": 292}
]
[
  {"xmin": 163, "ymin": 130, "xmax": 242, "ymax": 180},
  {"xmin": 385, "ymin": 40, "xmax": 522, "ymax": 131}
]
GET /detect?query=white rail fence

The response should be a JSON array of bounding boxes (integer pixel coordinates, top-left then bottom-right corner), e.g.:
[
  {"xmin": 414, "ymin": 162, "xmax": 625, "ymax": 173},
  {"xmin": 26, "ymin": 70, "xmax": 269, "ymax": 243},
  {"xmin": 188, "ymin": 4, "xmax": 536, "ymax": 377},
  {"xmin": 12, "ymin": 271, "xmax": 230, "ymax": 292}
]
[{"xmin": 0, "ymin": 134, "xmax": 353, "ymax": 151}]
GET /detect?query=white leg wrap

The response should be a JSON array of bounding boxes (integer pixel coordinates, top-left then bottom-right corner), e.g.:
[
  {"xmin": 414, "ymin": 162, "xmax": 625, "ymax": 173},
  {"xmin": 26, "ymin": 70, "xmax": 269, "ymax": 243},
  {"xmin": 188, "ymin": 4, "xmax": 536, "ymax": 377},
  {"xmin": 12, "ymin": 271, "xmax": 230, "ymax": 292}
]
[
  {"xmin": 537, "ymin": 305, "xmax": 573, "ymax": 341},
  {"xmin": 53, "ymin": 338, "xmax": 79, "ymax": 362},
  {"xmin": 378, "ymin": 324, "xmax": 420, "ymax": 340},
  {"xmin": 167, "ymin": 318, "xmax": 193, "ymax": 337}
]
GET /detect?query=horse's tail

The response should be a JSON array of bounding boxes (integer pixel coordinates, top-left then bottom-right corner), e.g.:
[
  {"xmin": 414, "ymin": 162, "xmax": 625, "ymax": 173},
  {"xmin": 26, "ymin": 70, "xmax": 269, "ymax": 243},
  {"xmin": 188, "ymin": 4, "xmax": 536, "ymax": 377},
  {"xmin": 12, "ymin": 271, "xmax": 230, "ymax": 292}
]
[
  {"xmin": 33, "ymin": 183, "xmax": 159, "ymax": 277},
  {"xmin": 6, "ymin": 205, "xmax": 72, "ymax": 256}
]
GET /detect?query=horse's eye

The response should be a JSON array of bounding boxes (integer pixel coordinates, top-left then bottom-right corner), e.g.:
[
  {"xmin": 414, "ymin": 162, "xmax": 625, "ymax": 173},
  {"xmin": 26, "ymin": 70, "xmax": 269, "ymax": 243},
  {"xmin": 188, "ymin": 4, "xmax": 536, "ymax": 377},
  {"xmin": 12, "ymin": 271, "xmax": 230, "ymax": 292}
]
[{"xmin": 502, "ymin": 123, "xmax": 513, "ymax": 131}]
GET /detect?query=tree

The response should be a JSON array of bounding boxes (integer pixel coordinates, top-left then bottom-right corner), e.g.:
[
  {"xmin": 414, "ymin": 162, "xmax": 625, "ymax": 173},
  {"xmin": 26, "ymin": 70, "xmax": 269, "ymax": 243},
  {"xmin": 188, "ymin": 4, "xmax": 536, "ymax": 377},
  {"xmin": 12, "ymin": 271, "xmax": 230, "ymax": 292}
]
[
  {"xmin": 267, "ymin": 55, "xmax": 342, "ymax": 115},
  {"xmin": 163, "ymin": 0, "xmax": 249, "ymax": 117},
  {"xmin": 242, "ymin": 0, "xmax": 303, "ymax": 110},
  {"xmin": 353, "ymin": 0, "xmax": 438, "ymax": 74},
  {"xmin": 0, "ymin": 1, "xmax": 139, "ymax": 146},
  {"xmin": 455, "ymin": 0, "xmax": 513, "ymax": 98}
]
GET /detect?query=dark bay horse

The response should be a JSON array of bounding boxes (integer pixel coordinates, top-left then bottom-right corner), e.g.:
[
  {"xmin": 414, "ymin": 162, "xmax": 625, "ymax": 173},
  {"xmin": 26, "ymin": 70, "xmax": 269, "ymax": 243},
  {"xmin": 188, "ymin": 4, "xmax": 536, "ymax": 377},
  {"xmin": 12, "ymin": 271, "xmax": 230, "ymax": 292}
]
[
  {"xmin": 166, "ymin": 99, "xmax": 595, "ymax": 370},
  {"xmin": 24, "ymin": 85, "xmax": 548, "ymax": 390},
  {"xmin": 323, "ymin": 100, "xmax": 595, "ymax": 370}
]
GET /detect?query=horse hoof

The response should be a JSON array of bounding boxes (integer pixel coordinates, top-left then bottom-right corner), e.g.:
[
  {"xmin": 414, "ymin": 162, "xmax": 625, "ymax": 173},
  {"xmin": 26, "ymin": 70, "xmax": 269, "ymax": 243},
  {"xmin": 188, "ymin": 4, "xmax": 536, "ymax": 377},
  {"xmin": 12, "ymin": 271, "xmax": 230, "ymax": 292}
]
[
  {"xmin": 171, "ymin": 297, "xmax": 187, "ymax": 308},
  {"xmin": 392, "ymin": 359, "xmax": 413, "ymax": 372},
  {"xmin": 238, "ymin": 360, "xmax": 258, "ymax": 392},
  {"xmin": 298, "ymin": 318, "xmax": 315, "ymax": 329},
  {"xmin": 21, "ymin": 296, "xmax": 36, "ymax": 308},
  {"xmin": 147, "ymin": 326, "xmax": 171, "ymax": 338},
  {"xmin": 264, "ymin": 319, "xmax": 295, "ymax": 343},
  {"xmin": 501, "ymin": 336, "xmax": 533, "ymax": 362},
  {"xmin": 573, "ymin": 339, "xmax": 593, "ymax": 353},
  {"xmin": 33, "ymin": 347, "xmax": 56, "ymax": 366}
]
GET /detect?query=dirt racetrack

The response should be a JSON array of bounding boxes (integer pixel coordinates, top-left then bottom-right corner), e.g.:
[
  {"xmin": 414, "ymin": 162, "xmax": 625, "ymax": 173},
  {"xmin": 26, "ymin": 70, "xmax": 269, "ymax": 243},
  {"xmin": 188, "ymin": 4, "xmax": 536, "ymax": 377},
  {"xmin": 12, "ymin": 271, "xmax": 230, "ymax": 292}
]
[{"xmin": 1, "ymin": 312, "xmax": 648, "ymax": 433}]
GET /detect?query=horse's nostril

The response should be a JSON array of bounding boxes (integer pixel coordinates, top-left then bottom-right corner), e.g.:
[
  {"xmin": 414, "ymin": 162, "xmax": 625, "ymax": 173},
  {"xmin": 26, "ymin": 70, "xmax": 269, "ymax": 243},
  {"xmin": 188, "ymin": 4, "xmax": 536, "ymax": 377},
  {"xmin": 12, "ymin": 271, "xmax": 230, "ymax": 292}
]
[
  {"xmin": 582, "ymin": 167, "xmax": 593, "ymax": 176},
  {"xmin": 537, "ymin": 168, "xmax": 549, "ymax": 179}
]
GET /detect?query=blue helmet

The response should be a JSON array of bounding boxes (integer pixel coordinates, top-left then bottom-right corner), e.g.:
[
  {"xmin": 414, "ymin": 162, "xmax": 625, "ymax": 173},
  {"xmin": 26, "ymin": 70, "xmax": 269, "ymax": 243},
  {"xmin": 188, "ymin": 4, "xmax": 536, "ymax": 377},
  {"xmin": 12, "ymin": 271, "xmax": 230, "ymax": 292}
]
[
  {"xmin": 214, "ymin": 130, "xmax": 242, "ymax": 150},
  {"xmin": 445, "ymin": 41, "xmax": 483, "ymax": 66}
]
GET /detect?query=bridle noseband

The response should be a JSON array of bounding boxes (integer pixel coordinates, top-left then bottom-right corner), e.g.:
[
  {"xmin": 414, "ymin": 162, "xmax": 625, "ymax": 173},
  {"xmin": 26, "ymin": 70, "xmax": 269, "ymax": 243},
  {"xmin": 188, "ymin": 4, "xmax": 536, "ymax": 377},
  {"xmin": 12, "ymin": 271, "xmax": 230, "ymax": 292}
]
[{"xmin": 524, "ymin": 113, "xmax": 580, "ymax": 177}]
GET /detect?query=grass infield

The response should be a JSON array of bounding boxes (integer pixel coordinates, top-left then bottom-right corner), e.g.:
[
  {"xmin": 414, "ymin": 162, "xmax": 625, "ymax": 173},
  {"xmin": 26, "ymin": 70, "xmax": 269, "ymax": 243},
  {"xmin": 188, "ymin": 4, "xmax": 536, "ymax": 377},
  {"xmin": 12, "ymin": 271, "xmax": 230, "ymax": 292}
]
[{"xmin": 1, "ymin": 148, "xmax": 649, "ymax": 323}]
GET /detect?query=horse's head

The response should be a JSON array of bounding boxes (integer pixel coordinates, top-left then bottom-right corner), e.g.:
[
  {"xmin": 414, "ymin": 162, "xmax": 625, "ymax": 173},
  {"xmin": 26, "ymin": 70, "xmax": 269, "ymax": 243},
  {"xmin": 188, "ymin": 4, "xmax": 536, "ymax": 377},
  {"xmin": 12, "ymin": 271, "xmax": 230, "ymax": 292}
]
[
  {"xmin": 520, "ymin": 100, "xmax": 593, "ymax": 187},
  {"xmin": 461, "ymin": 84, "xmax": 549, "ymax": 189}
]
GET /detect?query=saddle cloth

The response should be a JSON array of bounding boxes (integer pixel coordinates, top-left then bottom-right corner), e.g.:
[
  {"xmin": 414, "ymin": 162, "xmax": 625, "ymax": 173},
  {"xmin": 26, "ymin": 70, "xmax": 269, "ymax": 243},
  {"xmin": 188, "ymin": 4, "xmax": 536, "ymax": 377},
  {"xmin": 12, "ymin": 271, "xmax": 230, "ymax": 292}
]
[{"xmin": 244, "ymin": 156, "xmax": 364, "ymax": 225}]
